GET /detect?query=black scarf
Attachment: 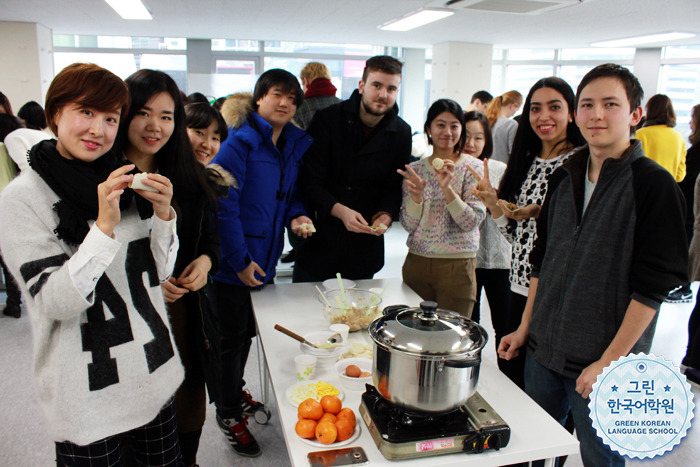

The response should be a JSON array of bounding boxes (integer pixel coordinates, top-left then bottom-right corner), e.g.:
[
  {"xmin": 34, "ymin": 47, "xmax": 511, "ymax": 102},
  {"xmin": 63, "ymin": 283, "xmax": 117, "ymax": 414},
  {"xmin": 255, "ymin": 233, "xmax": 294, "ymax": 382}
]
[{"xmin": 29, "ymin": 139, "xmax": 153, "ymax": 246}]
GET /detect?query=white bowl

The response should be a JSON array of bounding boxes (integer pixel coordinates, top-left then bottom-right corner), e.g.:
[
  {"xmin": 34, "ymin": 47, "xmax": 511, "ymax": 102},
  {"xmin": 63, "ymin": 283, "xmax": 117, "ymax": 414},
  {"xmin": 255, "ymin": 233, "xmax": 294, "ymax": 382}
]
[
  {"xmin": 299, "ymin": 331, "xmax": 345, "ymax": 368},
  {"xmin": 334, "ymin": 357, "xmax": 373, "ymax": 391},
  {"xmin": 322, "ymin": 278, "xmax": 356, "ymax": 291}
]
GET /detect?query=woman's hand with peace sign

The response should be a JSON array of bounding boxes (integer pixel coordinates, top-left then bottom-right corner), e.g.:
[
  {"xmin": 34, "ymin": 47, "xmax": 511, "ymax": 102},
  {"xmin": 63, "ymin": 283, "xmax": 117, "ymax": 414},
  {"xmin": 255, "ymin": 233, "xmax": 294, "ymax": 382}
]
[
  {"xmin": 397, "ymin": 164, "xmax": 427, "ymax": 205},
  {"xmin": 466, "ymin": 158, "xmax": 503, "ymax": 218}
]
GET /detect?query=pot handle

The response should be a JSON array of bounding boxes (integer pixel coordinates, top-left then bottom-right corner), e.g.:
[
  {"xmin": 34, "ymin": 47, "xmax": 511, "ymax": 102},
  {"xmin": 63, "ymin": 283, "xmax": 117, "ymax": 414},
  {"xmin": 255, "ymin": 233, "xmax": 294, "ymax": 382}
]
[
  {"xmin": 382, "ymin": 304, "xmax": 409, "ymax": 315},
  {"xmin": 444, "ymin": 354, "xmax": 481, "ymax": 368}
]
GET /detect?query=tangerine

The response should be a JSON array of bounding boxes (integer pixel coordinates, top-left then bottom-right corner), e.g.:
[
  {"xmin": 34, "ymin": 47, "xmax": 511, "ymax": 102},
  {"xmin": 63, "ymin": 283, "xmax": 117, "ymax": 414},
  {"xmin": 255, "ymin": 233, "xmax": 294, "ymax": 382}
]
[
  {"xmin": 336, "ymin": 407, "xmax": 356, "ymax": 426},
  {"xmin": 295, "ymin": 419, "xmax": 317, "ymax": 439},
  {"xmin": 298, "ymin": 398, "xmax": 323, "ymax": 420},
  {"xmin": 320, "ymin": 395, "xmax": 342, "ymax": 415},
  {"xmin": 315, "ymin": 420, "xmax": 338, "ymax": 444},
  {"xmin": 335, "ymin": 419, "xmax": 354, "ymax": 441},
  {"xmin": 319, "ymin": 412, "xmax": 338, "ymax": 424}
]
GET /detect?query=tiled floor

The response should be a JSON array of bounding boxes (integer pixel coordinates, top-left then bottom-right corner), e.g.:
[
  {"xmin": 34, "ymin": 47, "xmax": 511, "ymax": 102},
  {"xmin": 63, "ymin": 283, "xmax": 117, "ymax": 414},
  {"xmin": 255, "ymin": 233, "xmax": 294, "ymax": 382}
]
[{"xmin": 0, "ymin": 223, "xmax": 697, "ymax": 466}]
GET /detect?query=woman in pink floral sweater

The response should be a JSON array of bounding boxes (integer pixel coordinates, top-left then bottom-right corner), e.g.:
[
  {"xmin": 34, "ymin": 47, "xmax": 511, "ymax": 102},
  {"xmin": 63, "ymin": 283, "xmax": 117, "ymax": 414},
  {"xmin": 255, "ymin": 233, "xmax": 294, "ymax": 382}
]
[{"xmin": 398, "ymin": 99, "xmax": 485, "ymax": 317}]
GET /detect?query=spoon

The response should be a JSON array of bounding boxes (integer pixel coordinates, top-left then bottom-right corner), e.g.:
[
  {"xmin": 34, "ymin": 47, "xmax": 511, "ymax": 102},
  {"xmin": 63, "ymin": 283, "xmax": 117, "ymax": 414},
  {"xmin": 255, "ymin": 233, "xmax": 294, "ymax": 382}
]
[
  {"xmin": 274, "ymin": 325, "xmax": 342, "ymax": 349},
  {"xmin": 326, "ymin": 332, "xmax": 343, "ymax": 344}
]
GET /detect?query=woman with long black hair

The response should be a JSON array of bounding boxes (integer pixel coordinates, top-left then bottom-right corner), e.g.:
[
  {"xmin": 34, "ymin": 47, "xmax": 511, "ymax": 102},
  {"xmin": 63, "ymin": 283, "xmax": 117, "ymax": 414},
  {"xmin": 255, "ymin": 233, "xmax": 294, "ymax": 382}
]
[
  {"xmin": 114, "ymin": 69, "xmax": 225, "ymax": 467},
  {"xmin": 471, "ymin": 77, "xmax": 585, "ymax": 388}
]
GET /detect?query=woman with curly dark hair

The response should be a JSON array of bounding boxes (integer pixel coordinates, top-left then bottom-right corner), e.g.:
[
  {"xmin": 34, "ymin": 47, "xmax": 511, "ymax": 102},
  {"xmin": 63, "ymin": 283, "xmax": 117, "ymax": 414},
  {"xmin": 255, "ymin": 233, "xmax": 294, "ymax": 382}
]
[{"xmin": 471, "ymin": 77, "xmax": 585, "ymax": 388}]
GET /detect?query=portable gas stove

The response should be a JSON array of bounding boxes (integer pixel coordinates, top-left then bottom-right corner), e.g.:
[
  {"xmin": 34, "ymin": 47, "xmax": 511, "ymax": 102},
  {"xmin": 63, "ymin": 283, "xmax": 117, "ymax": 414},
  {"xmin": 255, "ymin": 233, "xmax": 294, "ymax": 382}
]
[{"xmin": 360, "ymin": 385, "xmax": 510, "ymax": 460}]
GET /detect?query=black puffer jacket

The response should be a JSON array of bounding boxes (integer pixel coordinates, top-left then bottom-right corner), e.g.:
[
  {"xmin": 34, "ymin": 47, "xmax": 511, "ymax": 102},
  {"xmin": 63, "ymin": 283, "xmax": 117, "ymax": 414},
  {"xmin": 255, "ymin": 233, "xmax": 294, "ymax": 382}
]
[
  {"xmin": 171, "ymin": 165, "xmax": 235, "ymax": 403},
  {"xmin": 297, "ymin": 90, "xmax": 412, "ymax": 279}
]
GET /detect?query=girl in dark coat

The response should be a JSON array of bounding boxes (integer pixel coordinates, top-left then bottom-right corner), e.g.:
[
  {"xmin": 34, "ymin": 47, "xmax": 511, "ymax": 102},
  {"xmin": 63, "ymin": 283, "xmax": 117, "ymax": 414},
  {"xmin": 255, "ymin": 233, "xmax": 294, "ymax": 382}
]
[{"xmin": 114, "ymin": 70, "xmax": 224, "ymax": 467}]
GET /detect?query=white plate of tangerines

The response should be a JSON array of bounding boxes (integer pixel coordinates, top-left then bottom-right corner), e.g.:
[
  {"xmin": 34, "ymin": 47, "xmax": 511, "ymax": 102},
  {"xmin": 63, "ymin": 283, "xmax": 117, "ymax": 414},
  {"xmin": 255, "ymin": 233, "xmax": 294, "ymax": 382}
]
[{"xmin": 294, "ymin": 395, "xmax": 361, "ymax": 447}]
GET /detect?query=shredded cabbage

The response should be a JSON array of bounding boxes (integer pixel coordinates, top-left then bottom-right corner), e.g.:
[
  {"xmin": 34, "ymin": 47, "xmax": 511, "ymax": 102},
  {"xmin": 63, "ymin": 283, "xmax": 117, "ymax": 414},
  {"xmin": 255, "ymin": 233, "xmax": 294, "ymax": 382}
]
[{"xmin": 290, "ymin": 381, "xmax": 340, "ymax": 405}]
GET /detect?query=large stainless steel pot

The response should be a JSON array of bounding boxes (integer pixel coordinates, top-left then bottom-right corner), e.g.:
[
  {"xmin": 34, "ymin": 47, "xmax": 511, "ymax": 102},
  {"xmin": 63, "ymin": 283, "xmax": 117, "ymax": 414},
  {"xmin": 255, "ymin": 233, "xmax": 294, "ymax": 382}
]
[{"xmin": 368, "ymin": 301, "xmax": 488, "ymax": 413}]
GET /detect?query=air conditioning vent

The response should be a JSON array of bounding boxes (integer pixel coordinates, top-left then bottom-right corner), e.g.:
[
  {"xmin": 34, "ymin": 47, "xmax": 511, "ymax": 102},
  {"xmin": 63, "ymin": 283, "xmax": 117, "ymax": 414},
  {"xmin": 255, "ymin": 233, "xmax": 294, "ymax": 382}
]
[{"xmin": 437, "ymin": 0, "xmax": 582, "ymax": 15}]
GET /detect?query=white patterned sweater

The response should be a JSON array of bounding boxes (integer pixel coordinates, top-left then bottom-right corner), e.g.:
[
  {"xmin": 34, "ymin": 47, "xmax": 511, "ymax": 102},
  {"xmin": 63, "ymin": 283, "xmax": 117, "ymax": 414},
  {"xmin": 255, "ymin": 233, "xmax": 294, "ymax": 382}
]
[
  {"xmin": 400, "ymin": 156, "xmax": 486, "ymax": 258},
  {"xmin": 495, "ymin": 149, "xmax": 575, "ymax": 296},
  {"xmin": 0, "ymin": 169, "xmax": 184, "ymax": 445},
  {"xmin": 476, "ymin": 158, "xmax": 511, "ymax": 270}
]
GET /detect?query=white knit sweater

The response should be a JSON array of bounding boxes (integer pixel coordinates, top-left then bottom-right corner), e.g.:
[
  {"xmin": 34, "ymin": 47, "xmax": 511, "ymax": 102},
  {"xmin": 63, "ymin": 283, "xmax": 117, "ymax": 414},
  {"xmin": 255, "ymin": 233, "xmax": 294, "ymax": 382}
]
[
  {"xmin": 0, "ymin": 169, "xmax": 184, "ymax": 445},
  {"xmin": 400, "ymin": 156, "xmax": 485, "ymax": 258}
]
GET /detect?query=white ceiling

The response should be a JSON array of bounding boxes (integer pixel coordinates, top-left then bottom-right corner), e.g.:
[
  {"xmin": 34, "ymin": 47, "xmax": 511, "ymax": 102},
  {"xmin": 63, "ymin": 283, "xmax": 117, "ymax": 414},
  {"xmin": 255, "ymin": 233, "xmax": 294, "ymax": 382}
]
[{"xmin": 2, "ymin": 0, "xmax": 700, "ymax": 50}]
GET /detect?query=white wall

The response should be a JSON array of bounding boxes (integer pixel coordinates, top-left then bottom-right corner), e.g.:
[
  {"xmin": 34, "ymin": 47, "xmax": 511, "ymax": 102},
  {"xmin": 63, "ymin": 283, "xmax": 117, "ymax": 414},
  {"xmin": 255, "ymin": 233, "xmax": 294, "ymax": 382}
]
[
  {"xmin": 0, "ymin": 21, "xmax": 54, "ymax": 110},
  {"xmin": 431, "ymin": 41, "xmax": 492, "ymax": 110}
]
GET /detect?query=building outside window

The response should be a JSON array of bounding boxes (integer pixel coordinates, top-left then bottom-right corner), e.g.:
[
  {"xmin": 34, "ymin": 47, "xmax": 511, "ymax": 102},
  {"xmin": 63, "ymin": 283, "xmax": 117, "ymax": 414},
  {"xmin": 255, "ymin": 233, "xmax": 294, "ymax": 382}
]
[
  {"xmin": 659, "ymin": 46, "xmax": 700, "ymax": 142},
  {"xmin": 53, "ymin": 35, "xmax": 188, "ymax": 91}
]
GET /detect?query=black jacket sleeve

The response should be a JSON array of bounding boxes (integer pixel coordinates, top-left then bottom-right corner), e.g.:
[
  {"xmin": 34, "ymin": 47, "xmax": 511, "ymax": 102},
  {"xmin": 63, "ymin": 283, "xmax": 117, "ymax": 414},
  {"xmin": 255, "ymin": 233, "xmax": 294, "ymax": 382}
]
[
  {"xmin": 301, "ymin": 108, "xmax": 340, "ymax": 218},
  {"xmin": 630, "ymin": 158, "xmax": 689, "ymax": 307},
  {"xmin": 375, "ymin": 123, "xmax": 412, "ymax": 220},
  {"xmin": 530, "ymin": 167, "xmax": 567, "ymax": 277},
  {"xmin": 197, "ymin": 209, "xmax": 221, "ymax": 276}
]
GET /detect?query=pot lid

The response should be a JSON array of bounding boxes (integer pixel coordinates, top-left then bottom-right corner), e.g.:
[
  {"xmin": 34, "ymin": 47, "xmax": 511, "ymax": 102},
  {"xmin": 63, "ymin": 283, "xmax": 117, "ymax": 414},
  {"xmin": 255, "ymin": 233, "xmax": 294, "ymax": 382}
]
[{"xmin": 369, "ymin": 301, "xmax": 487, "ymax": 356}]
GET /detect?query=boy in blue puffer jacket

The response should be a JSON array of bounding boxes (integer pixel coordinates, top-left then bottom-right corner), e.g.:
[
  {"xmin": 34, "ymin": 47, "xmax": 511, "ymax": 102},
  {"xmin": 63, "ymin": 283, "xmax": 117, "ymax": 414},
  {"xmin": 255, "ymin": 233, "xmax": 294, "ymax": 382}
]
[{"xmin": 209, "ymin": 69, "xmax": 314, "ymax": 457}]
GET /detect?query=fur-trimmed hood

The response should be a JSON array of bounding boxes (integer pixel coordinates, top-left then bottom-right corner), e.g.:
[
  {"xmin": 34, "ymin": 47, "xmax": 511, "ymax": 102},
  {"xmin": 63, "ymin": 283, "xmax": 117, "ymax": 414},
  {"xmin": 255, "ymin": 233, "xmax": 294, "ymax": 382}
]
[
  {"xmin": 219, "ymin": 91, "xmax": 305, "ymax": 131},
  {"xmin": 205, "ymin": 163, "xmax": 237, "ymax": 198},
  {"xmin": 220, "ymin": 92, "xmax": 253, "ymax": 130}
]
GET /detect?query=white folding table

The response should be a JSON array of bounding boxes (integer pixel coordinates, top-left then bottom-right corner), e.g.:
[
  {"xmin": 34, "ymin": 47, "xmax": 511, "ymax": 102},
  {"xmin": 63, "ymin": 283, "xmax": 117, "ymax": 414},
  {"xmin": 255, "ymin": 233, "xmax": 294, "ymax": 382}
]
[{"xmin": 251, "ymin": 279, "xmax": 579, "ymax": 467}]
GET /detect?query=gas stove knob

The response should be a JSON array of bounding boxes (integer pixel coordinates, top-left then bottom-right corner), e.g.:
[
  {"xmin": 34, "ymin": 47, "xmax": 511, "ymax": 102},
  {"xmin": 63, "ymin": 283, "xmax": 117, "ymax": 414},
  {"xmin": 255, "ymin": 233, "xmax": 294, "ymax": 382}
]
[
  {"xmin": 462, "ymin": 432, "xmax": 485, "ymax": 453},
  {"xmin": 485, "ymin": 432, "xmax": 503, "ymax": 450}
]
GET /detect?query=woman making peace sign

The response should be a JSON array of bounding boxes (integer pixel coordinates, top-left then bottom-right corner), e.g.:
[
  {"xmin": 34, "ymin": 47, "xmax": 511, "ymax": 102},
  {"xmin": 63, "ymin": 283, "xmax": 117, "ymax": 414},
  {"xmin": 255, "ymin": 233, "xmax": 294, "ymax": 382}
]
[{"xmin": 398, "ymin": 99, "xmax": 485, "ymax": 317}]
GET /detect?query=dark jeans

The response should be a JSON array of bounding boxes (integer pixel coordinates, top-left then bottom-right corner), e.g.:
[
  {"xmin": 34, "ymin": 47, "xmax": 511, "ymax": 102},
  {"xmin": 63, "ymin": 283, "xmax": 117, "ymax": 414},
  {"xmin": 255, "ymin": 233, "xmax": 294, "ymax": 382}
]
[
  {"xmin": 498, "ymin": 290, "xmax": 527, "ymax": 389},
  {"xmin": 209, "ymin": 281, "xmax": 257, "ymax": 421},
  {"xmin": 684, "ymin": 294, "xmax": 700, "ymax": 368},
  {"xmin": 286, "ymin": 227, "xmax": 306, "ymax": 250},
  {"xmin": 525, "ymin": 355, "xmax": 624, "ymax": 467},
  {"xmin": 472, "ymin": 268, "xmax": 511, "ymax": 351}
]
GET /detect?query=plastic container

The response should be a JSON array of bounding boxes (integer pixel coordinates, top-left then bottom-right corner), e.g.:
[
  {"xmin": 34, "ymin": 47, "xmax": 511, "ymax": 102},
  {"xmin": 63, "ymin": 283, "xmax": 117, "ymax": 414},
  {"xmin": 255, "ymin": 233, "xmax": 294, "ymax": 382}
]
[
  {"xmin": 317, "ymin": 288, "xmax": 382, "ymax": 332},
  {"xmin": 334, "ymin": 357, "xmax": 373, "ymax": 391},
  {"xmin": 299, "ymin": 331, "xmax": 346, "ymax": 368}
]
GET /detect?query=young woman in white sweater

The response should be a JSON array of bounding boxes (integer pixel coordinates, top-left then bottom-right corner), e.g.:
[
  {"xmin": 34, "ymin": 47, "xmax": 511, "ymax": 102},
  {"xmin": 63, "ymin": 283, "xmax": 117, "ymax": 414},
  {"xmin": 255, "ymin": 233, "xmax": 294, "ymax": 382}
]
[
  {"xmin": 0, "ymin": 63, "xmax": 183, "ymax": 466},
  {"xmin": 462, "ymin": 111, "xmax": 511, "ymax": 350}
]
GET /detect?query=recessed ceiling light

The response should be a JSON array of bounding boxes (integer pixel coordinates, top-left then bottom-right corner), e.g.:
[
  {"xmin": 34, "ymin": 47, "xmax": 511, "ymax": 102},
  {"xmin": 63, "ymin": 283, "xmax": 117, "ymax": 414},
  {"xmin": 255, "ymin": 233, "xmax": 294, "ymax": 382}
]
[
  {"xmin": 105, "ymin": 0, "xmax": 153, "ymax": 20},
  {"xmin": 591, "ymin": 32, "xmax": 695, "ymax": 48},
  {"xmin": 379, "ymin": 8, "xmax": 454, "ymax": 32}
]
